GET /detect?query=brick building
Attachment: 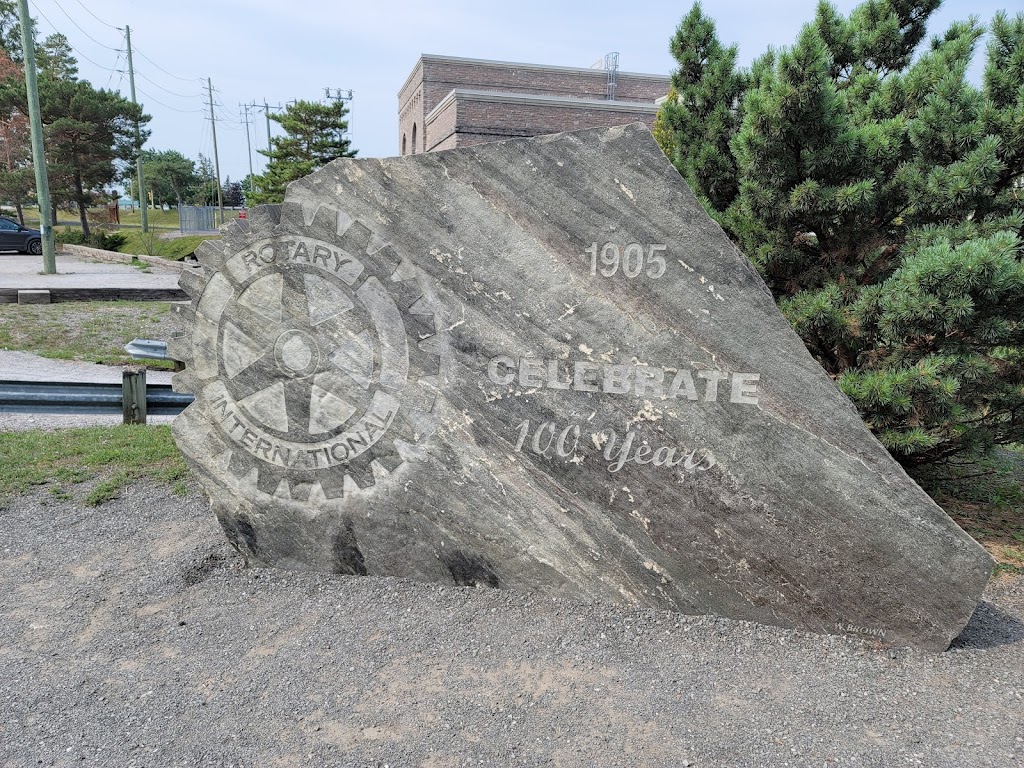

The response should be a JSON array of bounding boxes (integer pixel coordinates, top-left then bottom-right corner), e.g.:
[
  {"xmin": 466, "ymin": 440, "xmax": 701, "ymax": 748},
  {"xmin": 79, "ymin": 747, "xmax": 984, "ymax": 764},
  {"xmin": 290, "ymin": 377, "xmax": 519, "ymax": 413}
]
[{"xmin": 398, "ymin": 54, "xmax": 669, "ymax": 154}]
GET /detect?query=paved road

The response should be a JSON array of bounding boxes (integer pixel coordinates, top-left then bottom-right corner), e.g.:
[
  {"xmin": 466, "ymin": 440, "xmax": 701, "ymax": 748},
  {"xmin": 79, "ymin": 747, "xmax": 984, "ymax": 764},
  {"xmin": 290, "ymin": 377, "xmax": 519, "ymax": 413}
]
[{"xmin": 0, "ymin": 350, "xmax": 173, "ymax": 384}]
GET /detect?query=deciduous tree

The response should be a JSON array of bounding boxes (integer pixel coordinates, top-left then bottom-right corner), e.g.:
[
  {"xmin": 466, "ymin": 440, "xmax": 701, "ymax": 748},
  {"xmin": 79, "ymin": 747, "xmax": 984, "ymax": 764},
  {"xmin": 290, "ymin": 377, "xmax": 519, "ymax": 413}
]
[
  {"xmin": 142, "ymin": 149, "xmax": 197, "ymax": 207},
  {"xmin": 0, "ymin": 46, "xmax": 29, "ymax": 222}
]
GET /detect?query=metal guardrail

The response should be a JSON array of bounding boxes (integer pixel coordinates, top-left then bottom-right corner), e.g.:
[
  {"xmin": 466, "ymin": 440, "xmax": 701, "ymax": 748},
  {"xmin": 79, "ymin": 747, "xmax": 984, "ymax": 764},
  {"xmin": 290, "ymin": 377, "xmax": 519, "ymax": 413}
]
[
  {"xmin": 124, "ymin": 338, "xmax": 170, "ymax": 360},
  {"xmin": 0, "ymin": 341, "xmax": 192, "ymax": 424},
  {"xmin": 0, "ymin": 379, "xmax": 193, "ymax": 417}
]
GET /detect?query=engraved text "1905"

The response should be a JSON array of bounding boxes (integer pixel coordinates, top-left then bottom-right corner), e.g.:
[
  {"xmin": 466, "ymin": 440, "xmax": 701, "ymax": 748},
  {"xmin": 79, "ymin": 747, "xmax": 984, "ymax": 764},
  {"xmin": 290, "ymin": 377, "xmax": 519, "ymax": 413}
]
[{"xmin": 585, "ymin": 243, "xmax": 667, "ymax": 279}]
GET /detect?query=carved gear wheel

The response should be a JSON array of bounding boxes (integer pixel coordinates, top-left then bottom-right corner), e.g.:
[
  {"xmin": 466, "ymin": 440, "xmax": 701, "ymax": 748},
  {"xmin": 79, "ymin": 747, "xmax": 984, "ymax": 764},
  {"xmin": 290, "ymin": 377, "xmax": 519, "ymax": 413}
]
[{"xmin": 170, "ymin": 203, "xmax": 445, "ymax": 503}]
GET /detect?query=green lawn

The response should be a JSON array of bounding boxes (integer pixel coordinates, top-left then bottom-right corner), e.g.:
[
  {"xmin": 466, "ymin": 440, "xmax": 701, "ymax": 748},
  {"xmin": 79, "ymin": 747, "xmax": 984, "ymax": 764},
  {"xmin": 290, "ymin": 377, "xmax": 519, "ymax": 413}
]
[
  {"xmin": 0, "ymin": 425, "xmax": 189, "ymax": 506},
  {"xmin": 21, "ymin": 205, "xmax": 234, "ymax": 235},
  {"xmin": 20, "ymin": 205, "xmax": 181, "ymax": 230},
  {"xmin": 0, "ymin": 301, "xmax": 178, "ymax": 369},
  {"xmin": 116, "ymin": 207, "xmax": 183, "ymax": 229},
  {"xmin": 114, "ymin": 230, "xmax": 218, "ymax": 261}
]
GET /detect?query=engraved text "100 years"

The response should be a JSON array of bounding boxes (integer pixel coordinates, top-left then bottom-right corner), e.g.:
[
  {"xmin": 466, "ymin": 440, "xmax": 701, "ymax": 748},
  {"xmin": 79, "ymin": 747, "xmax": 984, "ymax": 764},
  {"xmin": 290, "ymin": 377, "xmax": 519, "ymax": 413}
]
[{"xmin": 585, "ymin": 242, "xmax": 667, "ymax": 279}]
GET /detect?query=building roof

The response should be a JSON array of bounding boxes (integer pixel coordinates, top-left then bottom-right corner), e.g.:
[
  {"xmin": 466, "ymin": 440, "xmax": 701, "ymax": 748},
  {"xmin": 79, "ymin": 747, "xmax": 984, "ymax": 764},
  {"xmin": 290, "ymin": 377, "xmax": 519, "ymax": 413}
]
[{"xmin": 399, "ymin": 53, "xmax": 669, "ymax": 96}]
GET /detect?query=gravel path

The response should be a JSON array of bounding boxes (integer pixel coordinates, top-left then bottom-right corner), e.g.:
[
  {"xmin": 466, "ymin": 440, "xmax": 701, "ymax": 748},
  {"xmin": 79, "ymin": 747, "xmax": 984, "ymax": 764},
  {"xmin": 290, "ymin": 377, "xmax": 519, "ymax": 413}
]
[{"xmin": 1, "ymin": 479, "xmax": 1022, "ymax": 767}]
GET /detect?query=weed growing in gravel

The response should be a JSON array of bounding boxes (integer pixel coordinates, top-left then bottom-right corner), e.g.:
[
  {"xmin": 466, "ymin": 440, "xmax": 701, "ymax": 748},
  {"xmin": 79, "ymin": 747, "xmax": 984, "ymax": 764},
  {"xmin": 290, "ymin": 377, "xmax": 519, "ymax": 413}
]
[{"xmin": 0, "ymin": 425, "xmax": 188, "ymax": 507}]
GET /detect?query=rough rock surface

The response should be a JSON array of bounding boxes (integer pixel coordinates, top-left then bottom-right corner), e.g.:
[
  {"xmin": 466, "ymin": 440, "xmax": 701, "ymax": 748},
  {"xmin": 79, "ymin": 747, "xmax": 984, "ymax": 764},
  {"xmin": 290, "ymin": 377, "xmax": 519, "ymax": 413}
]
[{"xmin": 171, "ymin": 123, "xmax": 991, "ymax": 650}]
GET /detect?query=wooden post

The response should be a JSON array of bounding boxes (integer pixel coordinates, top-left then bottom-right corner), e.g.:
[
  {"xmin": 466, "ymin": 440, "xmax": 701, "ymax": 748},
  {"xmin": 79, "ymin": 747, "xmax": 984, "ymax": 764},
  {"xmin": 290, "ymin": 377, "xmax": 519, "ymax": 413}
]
[{"xmin": 122, "ymin": 366, "xmax": 147, "ymax": 425}]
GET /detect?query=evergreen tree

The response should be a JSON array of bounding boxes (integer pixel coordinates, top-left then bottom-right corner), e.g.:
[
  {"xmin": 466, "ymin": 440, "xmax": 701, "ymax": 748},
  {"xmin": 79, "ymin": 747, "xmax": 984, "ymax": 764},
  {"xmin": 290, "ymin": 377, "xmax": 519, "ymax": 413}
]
[
  {"xmin": 221, "ymin": 176, "xmax": 243, "ymax": 207},
  {"xmin": 0, "ymin": 1, "xmax": 24, "ymax": 60},
  {"xmin": 192, "ymin": 153, "xmax": 216, "ymax": 206},
  {"xmin": 654, "ymin": 3, "xmax": 748, "ymax": 215},
  {"xmin": 0, "ymin": 27, "xmax": 148, "ymax": 235},
  {"xmin": 38, "ymin": 77, "xmax": 149, "ymax": 235},
  {"xmin": 36, "ymin": 32, "xmax": 77, "ymax": 80},
  {"xmin": 658, "ymin": 1, "xmax": 1024, "ymax": 465},
  {"xmin": 248, "ymin": 99, "xmax": 355, "ymax": 204}
]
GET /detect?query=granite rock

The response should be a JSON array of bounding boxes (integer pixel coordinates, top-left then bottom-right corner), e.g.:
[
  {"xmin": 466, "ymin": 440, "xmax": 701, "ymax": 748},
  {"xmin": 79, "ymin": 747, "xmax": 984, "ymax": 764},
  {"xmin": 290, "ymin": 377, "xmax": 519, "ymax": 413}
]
[{"xmin": 170, "ymin": 123, "xmax": 992, "ymax": 650}]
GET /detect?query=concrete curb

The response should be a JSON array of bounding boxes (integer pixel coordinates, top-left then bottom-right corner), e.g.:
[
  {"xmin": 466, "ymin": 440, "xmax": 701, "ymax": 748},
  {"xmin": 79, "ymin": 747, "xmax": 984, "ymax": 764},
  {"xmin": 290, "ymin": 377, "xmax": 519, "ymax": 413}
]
[{"xmin": 59, "ymin": 243, "xmax": 191, "ymax": 272}]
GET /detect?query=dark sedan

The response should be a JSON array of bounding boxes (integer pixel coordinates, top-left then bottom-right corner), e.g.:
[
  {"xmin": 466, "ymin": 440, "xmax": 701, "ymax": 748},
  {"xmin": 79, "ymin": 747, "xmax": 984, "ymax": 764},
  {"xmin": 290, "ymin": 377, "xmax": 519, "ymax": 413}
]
[{"xmin": 0, "ymin": 216, "xmax": 41, "ymax": 254}]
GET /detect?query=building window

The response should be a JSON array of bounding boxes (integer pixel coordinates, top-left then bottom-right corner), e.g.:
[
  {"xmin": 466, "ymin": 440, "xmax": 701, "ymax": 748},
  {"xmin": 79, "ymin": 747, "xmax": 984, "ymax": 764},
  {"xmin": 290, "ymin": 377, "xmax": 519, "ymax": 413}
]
[
  {"xmin": 402, "ymin": 133, "xmax": 407, "ymax": 155},
  {"xmin": 411, "ymin": 123, "xmax": 417, "ymax": 154}
]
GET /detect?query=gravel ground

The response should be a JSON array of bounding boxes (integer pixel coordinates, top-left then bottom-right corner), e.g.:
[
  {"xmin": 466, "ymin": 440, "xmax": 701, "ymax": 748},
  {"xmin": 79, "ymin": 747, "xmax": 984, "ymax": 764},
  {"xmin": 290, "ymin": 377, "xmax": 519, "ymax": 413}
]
[{"xmin": 1, "ymin": 478, "xmax": 1022, "ymax": 768}]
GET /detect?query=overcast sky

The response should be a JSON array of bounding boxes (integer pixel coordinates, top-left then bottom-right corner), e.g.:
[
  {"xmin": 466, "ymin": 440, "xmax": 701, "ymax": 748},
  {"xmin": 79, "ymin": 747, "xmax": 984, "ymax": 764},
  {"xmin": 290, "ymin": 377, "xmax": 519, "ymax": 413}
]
[{"xmin": 26, "ymin": 0, "xmax": 1009, "ymax": 189}]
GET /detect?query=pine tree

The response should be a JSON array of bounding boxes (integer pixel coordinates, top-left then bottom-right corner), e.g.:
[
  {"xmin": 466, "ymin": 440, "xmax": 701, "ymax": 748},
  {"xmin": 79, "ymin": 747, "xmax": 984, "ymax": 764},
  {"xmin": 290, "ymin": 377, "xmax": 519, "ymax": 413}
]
[
  {"xmin": 192, "ymin": 153, "xmax": 216, "ymax": 206},
  {"xmin": 654, "ymin": 3, "xmax": 748, "ymax": 216},
  {"xmin": 0, "ymin": 1, "xmax": 24, "ymax": 59},
  {"xmin": 37, "ymin": 77, "xmax": 149, "ymax": 236},
  {"xmin": 658, "ymin": 1, "xmax": 1024, "ymax": 465},
  {"xmin": 221, "ymin": 177, "xmax": 243, "ymax": 208},
  {"xmin": 247, "ymin": 99, "xmax": 355, "ymax": 204},
  {"xmin": 36, "ymin": 33, "xmax": 77, "ymax": 80}
]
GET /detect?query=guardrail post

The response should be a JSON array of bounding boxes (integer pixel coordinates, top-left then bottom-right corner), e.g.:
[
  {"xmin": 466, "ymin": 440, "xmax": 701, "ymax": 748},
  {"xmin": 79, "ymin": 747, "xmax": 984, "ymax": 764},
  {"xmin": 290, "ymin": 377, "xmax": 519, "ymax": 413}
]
[{"xmin": 122, "ymin": 366, "xmax": 147, "ymax": 424}]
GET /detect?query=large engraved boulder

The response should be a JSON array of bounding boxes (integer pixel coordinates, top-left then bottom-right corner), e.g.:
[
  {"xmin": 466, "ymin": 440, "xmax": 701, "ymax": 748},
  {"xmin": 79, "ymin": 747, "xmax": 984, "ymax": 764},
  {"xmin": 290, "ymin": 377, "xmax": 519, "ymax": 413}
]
[{"xmin": 171, "ymin": 124, "xmax": 992, "ymax": 650}]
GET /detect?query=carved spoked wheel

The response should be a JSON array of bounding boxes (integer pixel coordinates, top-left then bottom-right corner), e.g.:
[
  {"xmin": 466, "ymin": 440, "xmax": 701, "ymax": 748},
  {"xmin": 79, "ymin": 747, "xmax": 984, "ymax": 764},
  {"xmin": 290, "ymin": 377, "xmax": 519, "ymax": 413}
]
[{"xmin": 170, "ymin": 202, "xmax": 445, "ymax": 503}]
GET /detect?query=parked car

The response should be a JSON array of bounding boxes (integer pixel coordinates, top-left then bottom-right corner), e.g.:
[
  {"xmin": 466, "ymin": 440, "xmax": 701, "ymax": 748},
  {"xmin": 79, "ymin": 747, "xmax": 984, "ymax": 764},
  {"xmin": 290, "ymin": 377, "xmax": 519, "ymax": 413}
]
[{"xmin": 0, "ymin": 217, "xmax": 41, "ymax": 254}]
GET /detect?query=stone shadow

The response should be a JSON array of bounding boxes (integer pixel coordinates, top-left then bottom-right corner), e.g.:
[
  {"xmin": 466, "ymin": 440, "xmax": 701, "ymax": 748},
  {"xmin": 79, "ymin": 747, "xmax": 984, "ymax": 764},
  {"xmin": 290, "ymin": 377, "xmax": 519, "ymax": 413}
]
[{"xmin": 949, "ymin": 600, "xmax": 1024, "ymax": 650}]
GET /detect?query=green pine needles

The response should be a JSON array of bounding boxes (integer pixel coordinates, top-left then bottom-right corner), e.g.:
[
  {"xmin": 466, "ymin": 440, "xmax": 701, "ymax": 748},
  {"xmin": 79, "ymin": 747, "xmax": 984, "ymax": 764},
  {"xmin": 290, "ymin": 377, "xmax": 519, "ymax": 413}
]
[
  {"xmin": 246, "ymin": 99, "xmax": 356, "ymax": 205},
  {"xmin": 656, "ymin": 1, "xmax": 1024, "ymax": 465}
]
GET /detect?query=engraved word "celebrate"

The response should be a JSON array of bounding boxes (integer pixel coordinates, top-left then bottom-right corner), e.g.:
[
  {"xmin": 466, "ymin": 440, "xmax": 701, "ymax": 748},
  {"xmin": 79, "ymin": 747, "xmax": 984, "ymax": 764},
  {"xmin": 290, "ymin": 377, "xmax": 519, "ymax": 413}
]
[{"xmin": 488, "ymin": 356, "xmax": 760, "ymax": 405}]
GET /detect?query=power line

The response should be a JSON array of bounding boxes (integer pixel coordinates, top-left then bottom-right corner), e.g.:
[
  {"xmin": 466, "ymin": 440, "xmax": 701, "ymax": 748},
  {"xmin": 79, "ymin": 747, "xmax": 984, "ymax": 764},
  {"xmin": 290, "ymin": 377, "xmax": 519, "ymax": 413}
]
[
  {"xmin": 104, "ymin": 47, "xmax": 122, "ymax": 89},
  {"xmin": 27, "ymin": 1, "xmax": 119, "ymax": 71},
  {"xmin": 132, "ymin": 44, "xmax": 201, "ymax": 84},
  {"xmin": 134, "ymin": 69, "xmax": 202, "ymax": 99},
  {"xmin": 71, "ymin": 0, "xmax": 118, "ymax": 30},
  {"xmin": 47, "ymin": 0, "xmax": 121, "ymax": 50},
  {"xmin": 135, "ymin": 85, "xmax": 204, "ymax": 113},
  {"xmin": 212, "ymin": 102, "xmax": 245, "ymax": 127},
  {"xmin": 213, "ymin": 104, "xmax": 241, "ymax": 120}
]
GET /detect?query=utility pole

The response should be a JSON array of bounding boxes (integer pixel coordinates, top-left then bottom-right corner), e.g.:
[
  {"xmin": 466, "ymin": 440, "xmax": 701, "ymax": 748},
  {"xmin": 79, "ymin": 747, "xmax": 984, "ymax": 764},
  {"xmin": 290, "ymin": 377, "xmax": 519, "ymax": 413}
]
[
  {"xmin": 124, "ymin": 26, "xmax": 148, "ymax": 233},
  {"xmin": 243, "ymin": 102, "xmax": 280, "ymax": 156},
  {"xmin": 207, "ymin": 78, "xmax": 224, "ymax": 226},
  {"xmin": 17, "ymin": 0, "xmax": 56, "ymax": 273},
  {"xmin": 323, "ymin": 87, "xmax": 353, "ymax": 145},
  {"xmin": 240, "ymin": 104, "xmax": 254, "ymax": 193},
  {"xmin": 262, "ymin": 99, "xmax": 272, "ymax": 148}
]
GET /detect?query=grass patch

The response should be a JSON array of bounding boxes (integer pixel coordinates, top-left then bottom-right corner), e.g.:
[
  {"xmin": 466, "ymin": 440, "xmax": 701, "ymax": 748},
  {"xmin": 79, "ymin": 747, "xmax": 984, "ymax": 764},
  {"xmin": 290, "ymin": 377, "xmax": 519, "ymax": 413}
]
[
  {"xmin": 0, "ymin": 300, "xmax": 177, "ymax": 369},
  {"xmin": 914, "ymin": 446, "xmax": 1024, "ymax": 578},
  {"xmin": 0, "ymin": 425, "xmax": 189, "ymax": 507},
  {"xmin": 24, "ymin": 207, "xmax": 182, "ymax": 230},
  {"xmin": 115, "ymin": 230, "xmax": 219, "ymax": 261},
  {"xmin": 115, "ymin": 208, "xmax": 183, "ymax": 229}
]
